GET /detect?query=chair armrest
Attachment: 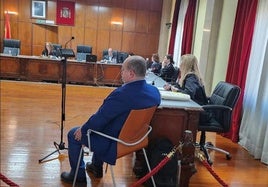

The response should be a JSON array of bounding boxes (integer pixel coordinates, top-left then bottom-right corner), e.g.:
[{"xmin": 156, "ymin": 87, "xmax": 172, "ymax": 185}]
[
  {"xmin": 202, "ymin": 104, "xmax": 232, "ymax": 111},
  {"xmin": 87, "ymin": 126, "xmax": 152, "ymax": 146}
]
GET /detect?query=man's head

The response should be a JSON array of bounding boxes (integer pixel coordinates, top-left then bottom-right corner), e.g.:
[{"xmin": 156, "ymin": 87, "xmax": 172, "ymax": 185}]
[
  {"xmin": 108, "ymin": 48, "xmax": 113, "ymax": 56},
  {"xmin": 121, "ymin": 55, "xmax": 146, "ymax": 83}
]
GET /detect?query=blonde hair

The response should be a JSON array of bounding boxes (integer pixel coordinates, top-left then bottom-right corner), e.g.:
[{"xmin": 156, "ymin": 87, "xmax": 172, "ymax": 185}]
[{"xmin": 179, "ymin": 54, "xmax": 204, "ymax": 87}]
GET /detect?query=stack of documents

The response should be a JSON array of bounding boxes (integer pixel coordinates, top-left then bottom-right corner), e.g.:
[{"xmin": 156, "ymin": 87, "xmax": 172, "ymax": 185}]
[{"xmin": 159, "ymin": 90, "xmax": 190, "ymax": 101}]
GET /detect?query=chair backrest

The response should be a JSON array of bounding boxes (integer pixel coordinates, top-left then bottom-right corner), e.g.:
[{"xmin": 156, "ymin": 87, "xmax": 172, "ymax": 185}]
[
  {"xmin": 102, "ymin": 49, "xmax": 118, "ymax": 59},
  {"xmin": 117, "ymin": 106, "xmax": 157, "ymax": 158},
  {"xmin": 203, "ymin": 81, "xmax": 241, "ymax": 132},
  {"xmin": 117, "ymin": 51, "xmax": 129, "ymax": 63},
  {"xmin": 52, "ymin": 43, "xmax": 62, "ymax": 50},
  {"xmin": 77, "ymin": 45, "xmax": 92, "ymax": 61},
  {"xmin": 210, "ymin": 81, "xmax": 240, "ymax": 108},
  {"xmin": 3, "ymin": 39, "xmax": 21, "ymax": 56}
]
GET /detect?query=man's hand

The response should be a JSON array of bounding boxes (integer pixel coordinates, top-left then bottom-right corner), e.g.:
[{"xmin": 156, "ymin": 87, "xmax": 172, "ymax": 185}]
[{"xmin": 74, "ymin": 127, "xmax": 82, "ymax": 141}]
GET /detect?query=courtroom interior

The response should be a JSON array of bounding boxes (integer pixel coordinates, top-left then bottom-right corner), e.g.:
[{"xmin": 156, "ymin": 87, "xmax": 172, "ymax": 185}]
[{"xmin": 1, "ymin": 0, "xmax": 268, "ymax": 187}]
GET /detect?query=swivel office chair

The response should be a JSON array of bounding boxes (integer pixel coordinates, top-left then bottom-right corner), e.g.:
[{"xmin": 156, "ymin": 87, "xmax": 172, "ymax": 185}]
[
  {"xmin": 197, "ymin": 81, "xmax": 240, "ymax": 165},
  {"xmin": 102, "ymin": 49, "xmax": 118, "ymax": 63},
  {"xmin": 73, "ymin": 106, "xmax": 158, "ymax": 187},
  {"xmin": 117, "ymin": 51, "xmax": 129, "ymax": 63},
  {"xmin": 76, "ymin": 45, "xmax": 92, "ymax": 61},
  {"xmin": 3, "ymin": 39, "xmax": 21, "ymax": 56},
  {"xmin": 51, "ymin": 44, "xmax": 62, "ymax": 57}
]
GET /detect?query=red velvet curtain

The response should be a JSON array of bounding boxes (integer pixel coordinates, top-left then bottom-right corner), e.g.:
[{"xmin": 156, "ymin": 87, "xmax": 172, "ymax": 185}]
[
  {"xmin": 181, "ymin": 0, "xmax": 197, "ymax": 55},
  {"xmin": 224, "ymin": 0, "xmax": 258, "ymax": 142},
  {"xmin": 168, "ymin": 0, "xmax": 181, "ymax": 55}
]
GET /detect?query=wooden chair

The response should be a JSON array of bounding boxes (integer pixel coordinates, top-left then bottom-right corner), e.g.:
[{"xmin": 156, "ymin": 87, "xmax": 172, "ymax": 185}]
[{"xmin": 73, "ymin": 106, "xmax": 158, "ymax": 187}]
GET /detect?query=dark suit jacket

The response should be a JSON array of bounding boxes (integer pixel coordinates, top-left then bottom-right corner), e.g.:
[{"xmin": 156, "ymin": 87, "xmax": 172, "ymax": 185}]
[
  {"xmin": 159, "ymin": 63, "xmax": 175, "ymax": 82},
  {"xmin": 175, "ymin": 74, "xmax": 208, "ymax": 105},
  {"xmin": 103, "ymin": 54, "xmax": 117, "ymax": 63},
  {"xmin": 81, "ymin": 80, "xmax": 161, "ymax": 164}
]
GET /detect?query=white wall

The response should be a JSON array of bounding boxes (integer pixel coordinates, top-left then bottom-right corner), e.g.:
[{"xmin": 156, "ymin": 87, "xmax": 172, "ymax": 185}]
[{"xmin": 212, "ymin": 0, "xmax": 238, "ymax": 89}]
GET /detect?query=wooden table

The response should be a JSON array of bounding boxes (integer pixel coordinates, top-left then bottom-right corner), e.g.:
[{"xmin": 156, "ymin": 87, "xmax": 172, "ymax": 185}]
[{"xmin": 0, "ymin": 54, "xmax": 122, "ymax": 86}]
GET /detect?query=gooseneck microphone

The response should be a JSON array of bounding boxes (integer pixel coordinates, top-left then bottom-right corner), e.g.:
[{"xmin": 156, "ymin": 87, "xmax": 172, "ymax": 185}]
[{"xmin": 64, "ymin": 36, "xmax": 75, "ymax": 48}]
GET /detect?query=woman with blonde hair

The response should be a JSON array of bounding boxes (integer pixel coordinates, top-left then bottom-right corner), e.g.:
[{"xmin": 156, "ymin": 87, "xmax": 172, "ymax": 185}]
[{"xmin": 164, "ymin": 54, "xmax": 208, "ymax": 105}]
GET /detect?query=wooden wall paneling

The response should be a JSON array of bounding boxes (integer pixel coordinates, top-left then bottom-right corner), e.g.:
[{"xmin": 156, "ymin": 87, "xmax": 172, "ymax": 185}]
[
  {"xmin": 111, "ymin": 0, "xmax": 125, "ymax": 8},
  {"xmin": 84, "ymin": 28, "xmax": 97, "ymax": 54},
  {"xmin": 123, "ymin": 9, "xmax": 136, "ymax": 32},
  {"xmin": 18, "ymin": 0, "xmax": 31, "ymax": 22},
  {"xmin": 18, "ymin": 22, "xmax": 32, "ymax": 55},
  {"xmin": 121, "ymin": 32, "xmax": 135, "ymax": 54},
  {"xmin": 110, "ymin": 31, "xmax": 122, "ymax": 51},
  {"xmin": 72, "ymin": 26, "xmax": 86, "ymax": 53},
  {"xmin": 32, "ymin": 24, "xmax": 46, "ymax": 55},
  {"xmin": 87, "ymin": 0, "xmax": 100, "ymax": 6},
  {"xmin": 98, "ymin": 7, "xmax": 112, "ymax": 30},
  {"xmin": 150, "ymin": 0, "xmax": 163, "ymax": 11},
  {"xmin": 45, "ymin": 26, "xmax": 58, "ymax": 44},
  {"xmin": 111, "ymin": 7, "xmax": 123, "ymax": 31},
  {"xmin": 0, "ymin": 0, "xmax": 162, "ymax": 60},
  {"xmin": 58, "ymin": 26, "xmax": 72, "ymax": 48},
  {"xmin": 85, "ymin": 5, "xmax": 99, "ymax": 29},
  {"xmin": 47, "ymin": 0, "xmax": 57, "ymax": 21},
  {"xmin": 125, "ymin": 0, "xmax": 137, "ymax": 10},
  {"xmin": 134, "ymin": 33, "xmax": 149, "ymax": 57},
  {"xmin": 147, "ymin": 34, "xmax": 160, "ymax": 56},
  {"xmin": 137, "ymin": 0, "xmax": 151, "ymax": 10},
  {"xmin": 75, "ymin": 2, "xmax": 86, "ymax": 27},
  {"xmin": 96, "ymin": 30, "xmax": 110, "ymax": 60},
  {"xmin": 148, "ymin": 12, "xmax": 162, "ymax": 34},
  {"xmin": 135, "ymin": 10, "xmax": 149, "ymax": 33},
  {"xmin": 99, "ymin": 0, "xmax": 112, "ymax": 7}
]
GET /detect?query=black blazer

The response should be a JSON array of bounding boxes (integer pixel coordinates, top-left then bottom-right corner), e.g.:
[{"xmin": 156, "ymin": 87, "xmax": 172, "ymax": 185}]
[{"xmin": 159, "ymin": 63, "xmax": 175, "ymax": 82}]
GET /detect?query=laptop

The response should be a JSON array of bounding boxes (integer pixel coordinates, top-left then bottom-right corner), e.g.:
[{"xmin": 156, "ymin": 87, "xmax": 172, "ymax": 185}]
[{"xmin": 86, "ymin": 54, "xmax": 97, "ymax": 62}]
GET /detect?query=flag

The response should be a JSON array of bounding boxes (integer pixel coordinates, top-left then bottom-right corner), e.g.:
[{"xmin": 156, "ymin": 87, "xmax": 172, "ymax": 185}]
[{"xmin": 4, "ymin": 12, "xmax": 11, "ymax": 39}]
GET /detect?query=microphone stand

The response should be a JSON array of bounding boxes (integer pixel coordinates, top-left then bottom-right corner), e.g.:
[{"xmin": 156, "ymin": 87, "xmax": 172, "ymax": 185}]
[{"xmin": 39, "ymin": 48, "xmax": 75, "ymax": 163}]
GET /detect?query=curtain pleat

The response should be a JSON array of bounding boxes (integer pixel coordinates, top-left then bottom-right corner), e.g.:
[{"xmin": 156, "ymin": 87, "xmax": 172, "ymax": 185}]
[{"xmin": 224, "ymin": 0, "xmax": 258, "ymax": 142}]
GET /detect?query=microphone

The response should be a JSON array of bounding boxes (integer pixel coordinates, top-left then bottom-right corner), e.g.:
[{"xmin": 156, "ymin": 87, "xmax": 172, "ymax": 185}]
[{"xmin": 64, "ymin": 36, "xmax": 75, "ymax": 48}]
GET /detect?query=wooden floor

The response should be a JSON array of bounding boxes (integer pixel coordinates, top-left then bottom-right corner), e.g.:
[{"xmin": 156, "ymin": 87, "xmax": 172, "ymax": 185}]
[{"xmin": 1, "ymin": 80, "xmax": 268, "ymax": 187}]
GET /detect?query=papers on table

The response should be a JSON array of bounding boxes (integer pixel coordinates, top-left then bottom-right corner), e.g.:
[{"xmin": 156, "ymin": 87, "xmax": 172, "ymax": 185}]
[{"xmin": 159, "ymin": 90, "xmax": 190, "ymax": 101}]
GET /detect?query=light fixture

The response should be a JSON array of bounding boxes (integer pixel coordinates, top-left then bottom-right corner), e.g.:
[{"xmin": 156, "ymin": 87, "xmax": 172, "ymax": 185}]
[
  {"xmin": 165, "ymin": 22, "xmax": 172, "ymax": 29},
  {"xmin": 111, "ymin": 21, "xmax": 123, "ymax": 25},
  {"xmin": 4, "ymin": 10, "xmax": 18, "ymax": 15}
]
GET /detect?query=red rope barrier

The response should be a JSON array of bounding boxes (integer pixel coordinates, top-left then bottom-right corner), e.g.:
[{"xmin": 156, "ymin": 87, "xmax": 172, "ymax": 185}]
[
  {"xmin": 0, "ymin": 173, "xmax": 20, "ymax": 187},
  {"xmin": 197, "ymin": 153, "xmax": 229, "ymax": 187},
  {"xmin": 131, "ymin": 146, "xmax": 178, "ymax": 187}
]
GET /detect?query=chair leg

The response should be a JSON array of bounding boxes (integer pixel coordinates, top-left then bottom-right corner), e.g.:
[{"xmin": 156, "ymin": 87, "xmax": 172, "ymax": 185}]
[
  {"xmin": 109, "ymin": 165, "xmax": 116, "ymax": 187},
  {"xmin": 205, "ymin": 142, "xmax": 232, "ymax": 160},
  {"xmin": 73, "ymin": 147, "xmax": 84, "ymax": 187},
  {"xmin": 199, "ymin": 131, "xmax": 213, "ymax": 165},
  {"xmin": 142, "ymin": 148, "xmax": 156, "ymax": 187}
]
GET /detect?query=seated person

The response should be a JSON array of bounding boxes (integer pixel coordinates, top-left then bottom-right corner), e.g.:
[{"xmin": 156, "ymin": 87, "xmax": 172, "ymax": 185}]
[
  {"xmin": 164, "ymin": 54, "xmax": 208, "ymax": 106},
  {"xmin": 42, "ymin": 42, "xmax": 57, "ymax": 57},
  {"xmin": 158, "ymin": 54, "xmax": 175, "ymax": 82},
  {"xmin": 102, "ymin": 48, "xmax": 117, "ymax": 63},
  {"xmin": 60, "ymin": 55, "xmax": 161, "ymax": 184},
  {"xmin": 150, "ymin": 53, "xmax": 161, "ymax": 74}
]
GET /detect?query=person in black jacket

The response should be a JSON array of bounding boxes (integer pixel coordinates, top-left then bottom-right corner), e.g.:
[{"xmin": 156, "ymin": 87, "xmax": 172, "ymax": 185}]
[
  {"xmin": 159, "ymin": 54, "xmax": 175, "ymax": 82},
  {"xmin": 42, "ymin": 42, "xmax": 57, "ymax": 57},
  {"xmin": 164, "ymin": 54, "xmax": 208, "ymax": 105},
  {"xmin": 149, "ymin": 53, "xmax": 162, "ymax": 74}
]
